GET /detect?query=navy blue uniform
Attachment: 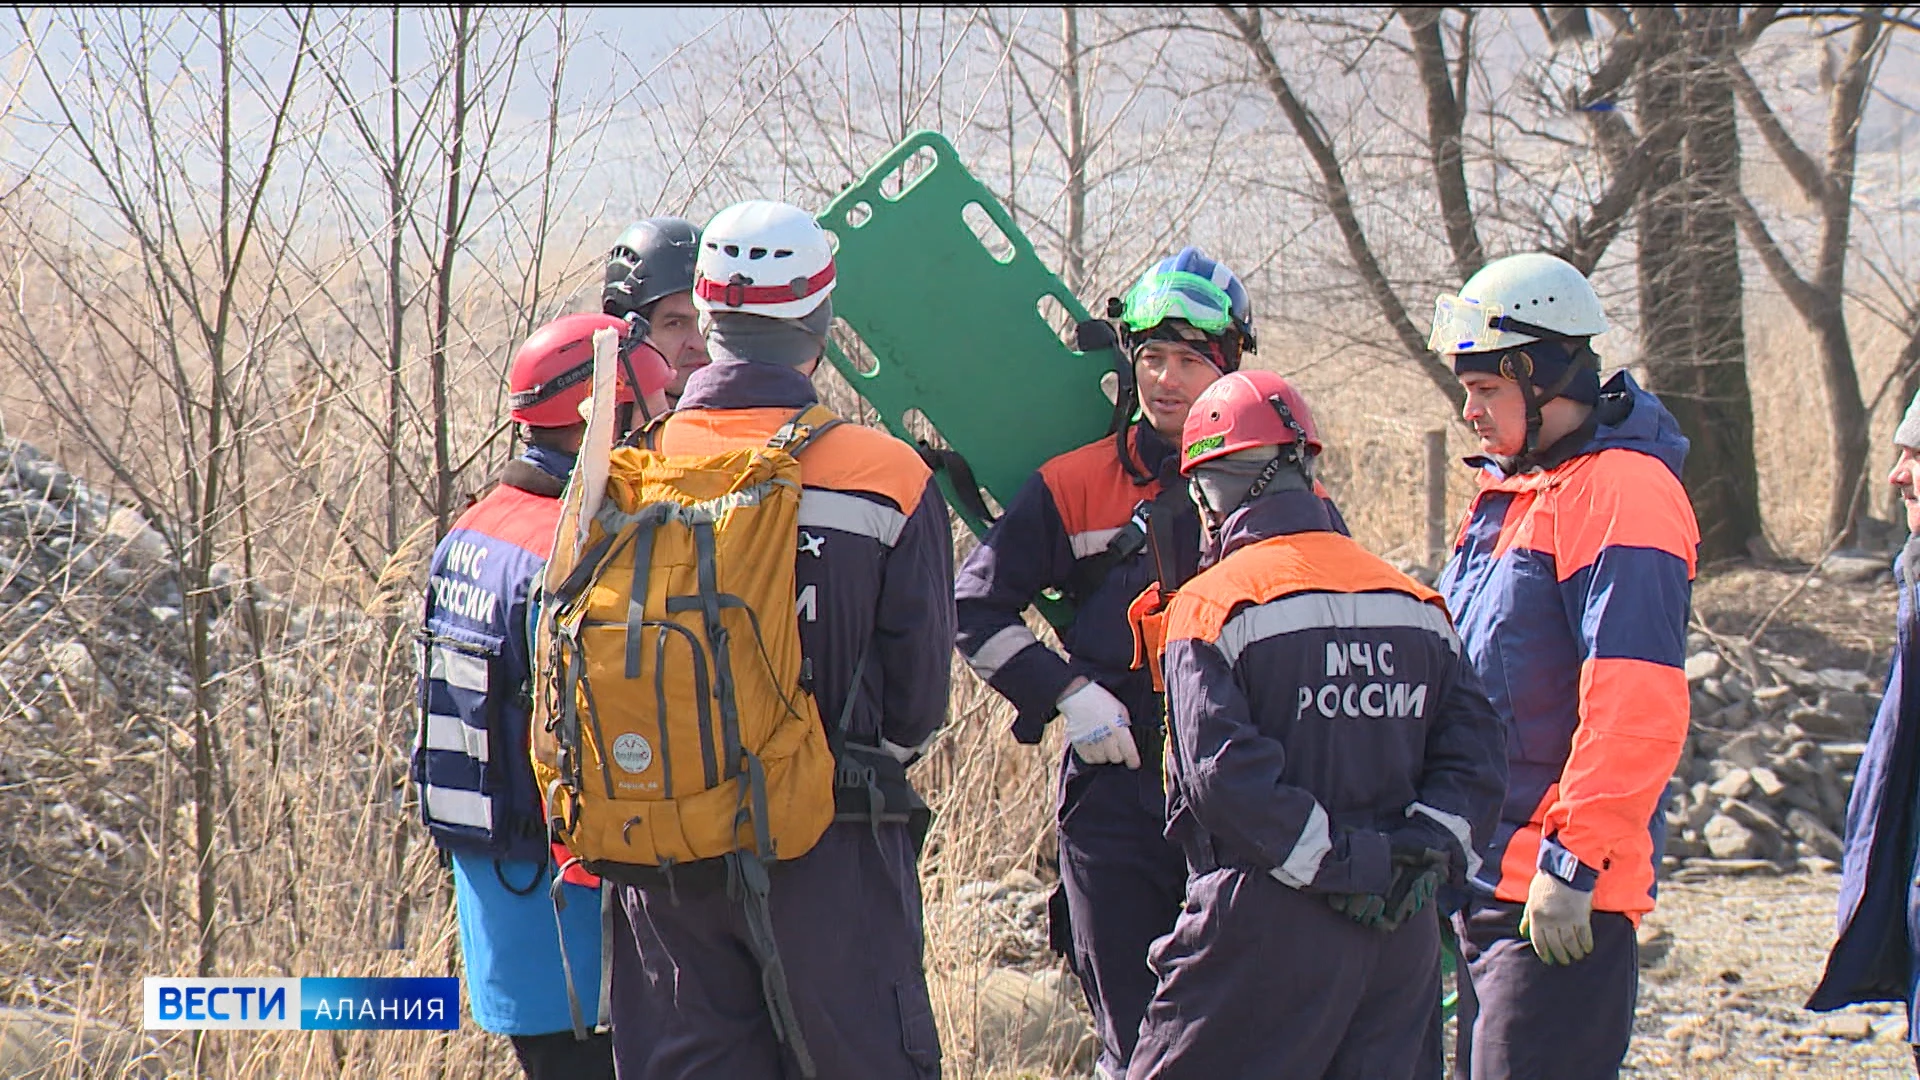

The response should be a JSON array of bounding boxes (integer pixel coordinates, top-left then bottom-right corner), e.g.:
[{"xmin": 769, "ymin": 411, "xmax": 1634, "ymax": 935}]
[{"xmin": 608, "ymin": 360, "xmax": 955, "ymax": 1080}]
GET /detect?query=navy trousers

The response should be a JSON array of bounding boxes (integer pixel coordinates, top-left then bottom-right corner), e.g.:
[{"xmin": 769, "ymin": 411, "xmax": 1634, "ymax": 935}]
[
  {"xmin": 1055, "ymin": 752, "xmax": 1189, "ymax": 1079},
  {"xmin": 608, "ymin": 823, "xmax": 939, "ymax": 1079},
  {"xmin": 1452, "ymin": 899, "xmax": 1638, "ymax": 1080},
  {"xmin": 1128, "ymin": 867, "xmax": 1443, "ymax": 1079}
]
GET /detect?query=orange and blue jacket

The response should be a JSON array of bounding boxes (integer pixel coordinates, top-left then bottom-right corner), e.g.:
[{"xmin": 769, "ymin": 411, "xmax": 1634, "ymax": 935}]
[
  {"xmin": 955, "ymin": 425, "xmax": 1181, "ymax": 743},
  {"xmin": 1160, "ymin": 487, "xmax": 1507, "ymax": 892},
  {"xmin": 955, "ymin": 424, "xmax": 1347, "ymax": 746},
  {"xmin": 1437, "ymin": 371, "xmax": 1699, "ymax": 921}
]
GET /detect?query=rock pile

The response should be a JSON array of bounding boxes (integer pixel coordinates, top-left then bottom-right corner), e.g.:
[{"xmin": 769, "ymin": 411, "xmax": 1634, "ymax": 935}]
[
  {"xmin": 928, "ymin": 869, "xmax": 1096, "ymax": 1075},
  {"xmin": 943, "ymin": 869, "xmax": 1055, "ymax": 970},
  {"xmin": 0, "ymin": 434, "xmax": 380, "ymax": 1045},
  {"xmin": 1665, "ymin": 636, "xmax": 1883, "ymax": 879},
  {"xmin": 0, "ymin": 441, "xmax": 189, "ymax": 882}
]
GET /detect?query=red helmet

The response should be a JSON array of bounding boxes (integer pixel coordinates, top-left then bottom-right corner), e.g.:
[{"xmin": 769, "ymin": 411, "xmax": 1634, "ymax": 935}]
[
  {"xmin": 508, "ymin": 313, "xmax": 673, "ymax": 428},
  {"xmin": 1179, "ymin": 370, "xmax": 1322, "ymax": 476}
]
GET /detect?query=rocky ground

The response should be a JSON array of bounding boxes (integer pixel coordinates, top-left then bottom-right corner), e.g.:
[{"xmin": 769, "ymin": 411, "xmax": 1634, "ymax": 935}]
[{"xmin": 1628, "ymin": 872, "xmax": 1912, "ymax": 1077}]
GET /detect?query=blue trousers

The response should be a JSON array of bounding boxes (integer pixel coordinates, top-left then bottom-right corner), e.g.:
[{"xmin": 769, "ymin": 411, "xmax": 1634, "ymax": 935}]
[
  {"xmin": 607, "ymin": 823, "xmax": 939, "ymax": 1079},
  {"xmin": 1055, "ymin": 752, "xmax": 1189, "ymax": 1079},
  {"xmin": 1451, "ymin": 899, "xmax": 1638, "ymax": 1080}
]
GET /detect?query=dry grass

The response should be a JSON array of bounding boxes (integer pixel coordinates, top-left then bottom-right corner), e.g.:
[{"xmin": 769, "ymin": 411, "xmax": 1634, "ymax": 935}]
[
  {"xmin": 8, "ymin": 292, "xmax": 1915, "ymax": 1080},
  {"xmin": 2, "ymin": 188, "xmax": 1914, "ymax": 1080}
]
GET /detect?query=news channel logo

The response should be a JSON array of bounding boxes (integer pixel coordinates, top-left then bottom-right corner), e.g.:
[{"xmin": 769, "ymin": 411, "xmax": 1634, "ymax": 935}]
[{"xmin": 143, "ymin": 977, "xmax": 459, "ymax": 1031}]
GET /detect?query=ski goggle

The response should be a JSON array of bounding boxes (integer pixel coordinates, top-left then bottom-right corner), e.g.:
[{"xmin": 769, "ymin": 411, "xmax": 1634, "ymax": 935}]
[
  {"xmin": 1427, "ymin": 294, "xmax": 1505, "ymax": 353},
  {"xmin": 1428, "ymin": 293, "xmax": 1567, "ymax": 354},
  {"xmin": 1121, "ymin": 270, "xmax": 1236, "ymax": 335}
]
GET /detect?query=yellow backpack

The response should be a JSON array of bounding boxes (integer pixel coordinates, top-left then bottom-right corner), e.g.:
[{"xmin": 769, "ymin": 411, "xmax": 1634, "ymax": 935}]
[
  {"xmin": 530, "ymin": 405, "xmax": 842, "ymax": 1072},
  {"xmin": 531, "ymin": 405, "xmax": 841, "ymax": 876}
]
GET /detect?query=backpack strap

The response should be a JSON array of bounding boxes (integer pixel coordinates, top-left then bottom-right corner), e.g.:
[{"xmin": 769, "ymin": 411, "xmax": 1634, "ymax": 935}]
[
  {"xmin": 766, "ymin": 404, "xmax": 842, "ymax": 455},
  {"xmin": 627, "ymin": 410, "xmax": 672, "ymax": 451}
]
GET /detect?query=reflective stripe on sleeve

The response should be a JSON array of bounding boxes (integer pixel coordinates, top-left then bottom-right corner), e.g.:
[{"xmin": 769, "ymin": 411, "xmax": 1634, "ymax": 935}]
[
  {"xmin": 1408, "ymin": 801, "xmax": 1482, "ymax": 881},
  {"xmin": 1069, "ymin": 528, "xmax": 1121, "ymax": 560},
  {"xmin": 881, "ymin": 738, "xmax": 924, "ymax": 764},
  {"xmin": 965, "ymin": 624, "xmax": 1041, "ymax": 680},
  {"xmin": 1268, "ymin": 801, "xmax": 1333, "ymax": 889}
]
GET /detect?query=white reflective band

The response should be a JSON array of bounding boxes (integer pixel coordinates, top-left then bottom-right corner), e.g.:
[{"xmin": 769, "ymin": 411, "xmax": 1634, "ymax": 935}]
[
  {"xmin": 430, "ymin": 645, "xmax": 490, "ymax": 694},
  {"xmin": 1070, "ymin": 528, "xmax": 1121, "ymax": 560},
  {"xmin": 1408, "ymin": 801, "xmax": 1481, "ymax": 881},
  {"xmin": 1218, "ymin": 591, "xmax": 1458, "ymax": 668},
  {"xmin": 423, "ymin": 712, "xmax": 488, "ymax": 763},
  {"xmin": 881, "ymin": 738, "xmax": 923, "ymax": 764},
  {"xmin": 1269, "ymin": 801, "xmax": 1332, "ymax": 889},
  {"xmin": 423, "ymin": 786, "xmax": 492, "ymax": 830},
  {"xmin": 798, "ymin": 490, "xmax": 908, "ymax": 547},
  {"xmin": 967, "ymin": 624, "xmax": 1040, "ymax": 680}
]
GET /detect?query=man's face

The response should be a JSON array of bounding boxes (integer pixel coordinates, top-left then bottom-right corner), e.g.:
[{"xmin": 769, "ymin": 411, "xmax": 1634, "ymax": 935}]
[
  {"xmin": 1890, "ymin": 445, "xmax": 1920, "ymax": 534},
  {"xmin": 1459, "ymin": 370, "xmax": 1527, "ymax": 457},
  {"xmin": 1134, "ymin": 341, "xmax": 1222, "ymax": 440},
  {"xmin": 648, "ymin": 291, "xmax": 708, "ymax": 403}
]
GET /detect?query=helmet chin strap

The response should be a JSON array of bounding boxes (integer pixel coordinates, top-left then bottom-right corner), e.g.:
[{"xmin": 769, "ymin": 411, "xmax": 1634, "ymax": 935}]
[
  {"xmin": 1199, "ymin": 392, "xmax": 1319, "ymax": 527},
  {"xmin": 616, "ymin": 316, "xmax": 667, "ymax": 437},
  {"xmin": 1500, "ymin": 341, "xmax": 1595, "ymax": 472}
]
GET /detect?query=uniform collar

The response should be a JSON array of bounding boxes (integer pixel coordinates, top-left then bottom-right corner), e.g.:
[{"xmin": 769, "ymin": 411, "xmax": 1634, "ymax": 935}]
[
  {"xmin": 1133, "ymin": 423, "xmax": 1180, "ymax": 485},
  {"xmin": 675, "ymin": 359, "xmax": 818, "ymax": 412},
  {"xmin": 522, "ymin": 444, "xmax": 576, "ymax": 482},
  {"xmin": 1213, "ymin": 487, "xmax": 1336, "ymax": 559}
]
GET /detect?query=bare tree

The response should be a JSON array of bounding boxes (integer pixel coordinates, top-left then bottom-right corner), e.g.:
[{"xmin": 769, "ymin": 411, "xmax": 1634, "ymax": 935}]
[
  {"xmin": 4, "ymin": 6, "xmax": 318, "ymax": 990},
  {"xmin": 1403, "ymin": 7, "xmax": 1485, "ymax": 282},
  {"xmin": 1731, "ymin": 8, "xmax": 1894, "ymax": 543},
  {"xmin": 1215, "ymin": 7, "xmax": 1688, "ymax": 409},
  {"xmin": 1630, "ymin": 6, "xmax": 1773, "ymax": 562}
]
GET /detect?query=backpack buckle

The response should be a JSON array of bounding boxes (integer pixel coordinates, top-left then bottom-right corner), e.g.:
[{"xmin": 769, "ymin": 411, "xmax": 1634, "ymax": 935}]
[{"xmin": 767, "ymin": 421, "xmax": 811, "ymax": 452}]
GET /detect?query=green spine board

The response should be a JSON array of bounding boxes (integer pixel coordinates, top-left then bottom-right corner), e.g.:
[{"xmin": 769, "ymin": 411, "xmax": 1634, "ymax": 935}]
[
  {"xmin": 817, "ymin": 131, "xmax": 1132, "ymax": 630},
  {"xmin": 816, "ymin": 130, "xmax": 1123, "ymax": 536}
]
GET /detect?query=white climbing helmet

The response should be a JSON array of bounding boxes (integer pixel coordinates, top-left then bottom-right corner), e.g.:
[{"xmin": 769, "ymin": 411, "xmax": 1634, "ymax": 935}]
[
  {"xmin": 692, "ymin": 200, "xmax": 836, "ymax": 320},
  {"xmin": 1428, "ymin": 252, "xmax": 1608, "ymax": 355}
]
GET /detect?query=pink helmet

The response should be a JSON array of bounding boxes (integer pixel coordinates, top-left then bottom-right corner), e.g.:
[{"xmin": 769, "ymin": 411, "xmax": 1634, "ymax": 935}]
[
  {"xmin": 508, "ymin": 313, "xmax": 672, "ymax": 427},
  {"xmin": 1179, "ymin": 370, "xmax": 1322, "ymax": 476}
]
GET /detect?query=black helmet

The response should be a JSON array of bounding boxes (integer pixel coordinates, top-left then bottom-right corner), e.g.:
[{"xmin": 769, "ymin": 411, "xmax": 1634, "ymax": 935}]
[{"xmin": 602, "ymin": 217, "xmax": 700, "ymax": 319}]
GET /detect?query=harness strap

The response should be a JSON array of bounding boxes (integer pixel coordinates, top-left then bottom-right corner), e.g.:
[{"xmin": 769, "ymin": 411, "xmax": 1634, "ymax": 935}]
[
  {"xmin": 549, "ymin": 855, "xmax": 591, "ymax": 1042},
  {"xmin": 597, "ymin": 882, "xmax": 615, "ymax": 1033},
  {"xmin": 1146, "ymin": 483, "xmax": 1199, "ymax": 593},
  {"xmin": 1068, "ymin": 499, "xmax": 1151, "ymax": 602},
  {"xmin": 916, "ymin": 443, "xmax": 999, "ymax": 528},
  {"xmin": 767, "ymin": 403, "xmax": 843, "ymax": 455},
  {"xmin": 733, "ymin": 852, "xmax": 817, "ymax": 1077}
]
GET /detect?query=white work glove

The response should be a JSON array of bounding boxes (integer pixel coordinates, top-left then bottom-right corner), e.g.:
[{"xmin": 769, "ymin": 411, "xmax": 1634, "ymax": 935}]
[
  {"xmin": 1518, "ymin": 871, "xmax": 1595, "ymax": 966},
  {"xmin": 1057, "ymin": 680, "xmax": 1140, "ymax": 770}
]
